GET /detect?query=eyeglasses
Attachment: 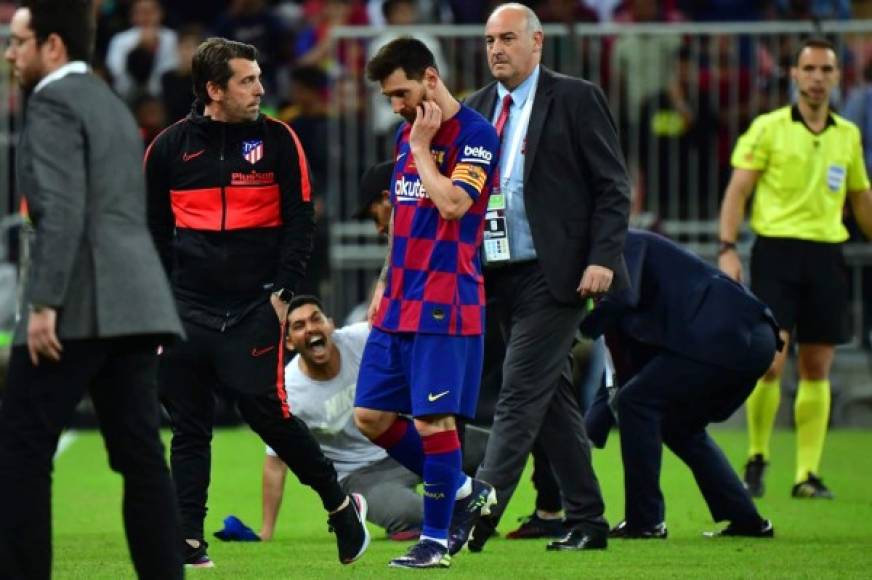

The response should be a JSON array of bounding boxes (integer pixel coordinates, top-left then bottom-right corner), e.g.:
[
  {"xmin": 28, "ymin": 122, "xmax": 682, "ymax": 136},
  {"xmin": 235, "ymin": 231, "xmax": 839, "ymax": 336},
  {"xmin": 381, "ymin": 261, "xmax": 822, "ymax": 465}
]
[{"xmin": 5, "ymin": 35, "xmax": 35, "ymax": 50}]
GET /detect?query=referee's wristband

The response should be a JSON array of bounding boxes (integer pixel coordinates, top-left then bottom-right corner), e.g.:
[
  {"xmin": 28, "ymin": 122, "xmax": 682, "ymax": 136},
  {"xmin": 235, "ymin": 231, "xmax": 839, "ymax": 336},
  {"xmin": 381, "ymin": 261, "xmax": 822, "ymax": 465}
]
[{"xmin": 718, "ymin": 240, "xmax": 737, "ymax": 256}]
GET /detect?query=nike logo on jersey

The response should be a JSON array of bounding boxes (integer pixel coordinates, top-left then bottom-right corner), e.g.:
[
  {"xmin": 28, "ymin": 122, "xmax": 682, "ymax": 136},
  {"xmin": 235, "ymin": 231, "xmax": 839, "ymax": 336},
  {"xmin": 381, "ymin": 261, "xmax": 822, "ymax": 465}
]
[
  {"xmin": 250, "ymin": 345, "xmax": 276, "ymax": 357},
  {"xmin": 428, "ymin": 390, "xmax": 450, "ymax": 402},
  {"xmin": 396, "ymin": 152, "xmax": 407, "ymax": 162},
  {"xmin": 182, "ymin": 149, "xmax": 206, "ymax": 162}
]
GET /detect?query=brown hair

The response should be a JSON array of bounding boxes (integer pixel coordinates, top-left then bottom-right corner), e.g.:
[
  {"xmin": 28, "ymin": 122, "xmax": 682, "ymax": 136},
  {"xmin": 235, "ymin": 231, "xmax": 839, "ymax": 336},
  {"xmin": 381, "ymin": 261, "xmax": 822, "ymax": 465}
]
[{"xmin": 191, "ymin": 37, "xmax": 258, "ymax": 104}]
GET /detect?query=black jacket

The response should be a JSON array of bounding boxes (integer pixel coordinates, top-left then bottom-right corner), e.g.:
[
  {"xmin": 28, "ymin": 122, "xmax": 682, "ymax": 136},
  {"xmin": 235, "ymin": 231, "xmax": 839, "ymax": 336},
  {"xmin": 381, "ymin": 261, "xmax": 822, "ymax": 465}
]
[
  {"xmin": 145, "ymin": 107, "xmax": 314, "ymax": 328},
  {"xmin": 582, "ymin": 230, "xmax": 781, "ymax": 445},
  {"xmin": 465, "ymin": 66, "xmax": 631, "ymax": 303},
  {"xmin": 581, "ymin": 230, "xmax": 780, "ymax": 374}
]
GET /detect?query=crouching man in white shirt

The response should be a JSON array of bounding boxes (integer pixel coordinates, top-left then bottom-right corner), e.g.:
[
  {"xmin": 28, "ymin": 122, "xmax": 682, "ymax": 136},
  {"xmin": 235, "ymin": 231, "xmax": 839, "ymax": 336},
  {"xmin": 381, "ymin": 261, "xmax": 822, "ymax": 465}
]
[{"xmin": 218, "ymin": 295, "xmax": 423, "ymax": 542}]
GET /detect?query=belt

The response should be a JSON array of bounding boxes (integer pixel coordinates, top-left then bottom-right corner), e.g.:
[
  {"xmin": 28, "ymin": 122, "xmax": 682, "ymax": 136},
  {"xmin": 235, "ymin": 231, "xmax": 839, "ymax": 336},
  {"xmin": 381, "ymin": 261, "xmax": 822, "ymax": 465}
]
[{"xmin": 484, "ymin": 258, "xmax": 537, "ymax": 272}]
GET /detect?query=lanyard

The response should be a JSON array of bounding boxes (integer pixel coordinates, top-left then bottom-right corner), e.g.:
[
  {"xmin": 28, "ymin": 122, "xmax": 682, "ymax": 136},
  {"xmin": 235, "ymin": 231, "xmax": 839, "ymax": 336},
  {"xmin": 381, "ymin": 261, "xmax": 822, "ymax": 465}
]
[{"xmin": 500, "ymin": 79, "xmax": 537, "ymax": 189}]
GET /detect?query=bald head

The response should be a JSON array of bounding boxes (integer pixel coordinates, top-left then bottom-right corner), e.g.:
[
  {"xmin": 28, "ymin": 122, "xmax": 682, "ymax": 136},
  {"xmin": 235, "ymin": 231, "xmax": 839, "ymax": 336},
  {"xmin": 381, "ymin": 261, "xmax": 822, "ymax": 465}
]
[
  {"xmin": 485, "ymin": 3, "xmax": 544, "ymax": 90},
  {"xmin": 489, "ymin": 3, "xmax": 543, "ymax": 34}
]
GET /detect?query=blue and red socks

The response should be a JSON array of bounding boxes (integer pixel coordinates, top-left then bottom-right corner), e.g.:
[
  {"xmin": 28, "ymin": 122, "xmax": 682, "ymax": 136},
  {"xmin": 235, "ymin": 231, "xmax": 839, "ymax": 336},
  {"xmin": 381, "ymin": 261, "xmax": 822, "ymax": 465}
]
[
  {"xmin": 373, "ymin": 416, "xmax": 424, "ymax": 476},
  {"xmin": 420, "ymin": 430, "xmax": 464, "ymax": 546},
  {"xmin": 372, "ymin": 420, "xmax": 472, "ymax": 546}
]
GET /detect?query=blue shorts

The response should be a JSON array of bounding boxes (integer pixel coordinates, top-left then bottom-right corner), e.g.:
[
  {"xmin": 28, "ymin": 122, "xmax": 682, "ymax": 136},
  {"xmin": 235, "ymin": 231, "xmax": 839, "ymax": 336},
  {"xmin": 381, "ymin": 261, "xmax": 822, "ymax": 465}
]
[{"xmin": 355, "ymin": 328, "xmax": 483, "ymax": 418}]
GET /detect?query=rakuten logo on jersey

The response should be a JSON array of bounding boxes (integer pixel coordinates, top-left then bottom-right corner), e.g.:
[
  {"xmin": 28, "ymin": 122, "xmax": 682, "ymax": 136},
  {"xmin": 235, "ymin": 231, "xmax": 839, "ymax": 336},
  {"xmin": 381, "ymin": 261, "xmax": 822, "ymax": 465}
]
[
  {"xmin": 395, "ymin": 175, "xmax": 429, "ymax": 202},
  {"xmin": 462, "ymin": 145, "xmax": 493, "ymax": 164}
]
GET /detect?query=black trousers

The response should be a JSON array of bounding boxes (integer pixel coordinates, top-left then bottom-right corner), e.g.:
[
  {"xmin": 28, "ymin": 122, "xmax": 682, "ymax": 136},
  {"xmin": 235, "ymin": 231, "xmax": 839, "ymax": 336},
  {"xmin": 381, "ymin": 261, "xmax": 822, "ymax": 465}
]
[
  {"xmin": 530, "ymin": 340, "xmax": 603, "ymax": 514},
  {"xmin": 159, "ymin": 314, "xmax": 345, "ymax": 541},
  {"xmin": 532, "ymin": 439, "xmax": 563, "ymax": 513},
  {"xmin": 0, "ymin": 338, "xmax": 182, "ymax": 580},
  {"xmin": 616, "ymin": 323, "xmax": 775, "ymax": 529},
  {"xmin": 477, "ymin": 262, "xmax": 607, "ymax": 532}
]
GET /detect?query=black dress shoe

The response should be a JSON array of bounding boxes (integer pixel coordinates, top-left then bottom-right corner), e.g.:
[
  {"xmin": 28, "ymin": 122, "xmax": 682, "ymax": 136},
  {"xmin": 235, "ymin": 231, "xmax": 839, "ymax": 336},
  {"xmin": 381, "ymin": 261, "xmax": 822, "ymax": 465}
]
[
  {"xmin": 609, "ymin": 520, "xmax": 667, "ymax": 539},
  {"xmin": 546, "ymin": 529, "xmax": 607, "ymax": 551},
  {"xmin": 705, "ymin": 518, "xmax": 774, "ymax": 538}
]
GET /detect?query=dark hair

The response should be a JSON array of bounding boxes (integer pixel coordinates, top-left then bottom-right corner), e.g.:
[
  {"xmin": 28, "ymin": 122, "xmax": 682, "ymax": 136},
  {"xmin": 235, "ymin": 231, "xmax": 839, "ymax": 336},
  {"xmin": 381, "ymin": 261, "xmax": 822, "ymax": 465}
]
[
  {"xmin": 287, "ymin": 294, "xmax": 325, "ymax": 317},
  {"xmin": 191, "ymin": 37, "xmax": 258, "ymax": 104},
  {"xmin": 366, "ymin": 36, "xmax": 436, "ymax": 83},
  {"xmin": 382, "ymin": 0, "xmax": 413, "ymax": 21},
  {"xmin": 353, "ymin": 160, "xmax": 393, "ymax": 219},
  {"xmin": 795, "ymin": 37, "xmax": 837, "ymax": 66},
  {"xmin": 23, "ymin": 0, "xmax": 94, "ymax": 62}
]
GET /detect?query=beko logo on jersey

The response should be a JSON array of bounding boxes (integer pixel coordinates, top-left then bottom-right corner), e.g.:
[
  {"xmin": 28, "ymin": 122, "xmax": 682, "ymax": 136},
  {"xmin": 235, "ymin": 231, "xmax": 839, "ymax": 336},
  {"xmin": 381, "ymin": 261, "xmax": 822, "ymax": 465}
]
[
  {"xmin": 463, "ymin": 145, "xmax": 492, "ymax": 163},
  {"xmin": 395, "ymin": 176, "xmax": 429, "ymax": 201}
]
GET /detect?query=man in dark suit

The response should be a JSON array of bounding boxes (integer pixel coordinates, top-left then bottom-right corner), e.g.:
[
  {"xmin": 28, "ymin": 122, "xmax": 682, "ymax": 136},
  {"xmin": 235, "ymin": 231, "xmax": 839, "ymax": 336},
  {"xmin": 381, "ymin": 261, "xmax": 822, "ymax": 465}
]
[
  {"xmin": 0, "ymin": 2, "xmax": 184, "ymax": 578},
  {"xmin": 464, "ymin": 3, "xmax": 631, "ymax": 551},
  {"xmin": 582, "ymin": 230, "xmax": 778, "ymax": 539}
]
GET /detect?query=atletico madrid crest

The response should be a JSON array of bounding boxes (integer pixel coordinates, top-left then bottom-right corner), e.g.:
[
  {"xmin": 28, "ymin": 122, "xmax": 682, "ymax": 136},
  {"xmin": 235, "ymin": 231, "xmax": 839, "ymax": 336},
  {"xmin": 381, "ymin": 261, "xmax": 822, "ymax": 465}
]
[{"xmin": 242, "ymin": 139, "xmax": 264, "ymax": 165}]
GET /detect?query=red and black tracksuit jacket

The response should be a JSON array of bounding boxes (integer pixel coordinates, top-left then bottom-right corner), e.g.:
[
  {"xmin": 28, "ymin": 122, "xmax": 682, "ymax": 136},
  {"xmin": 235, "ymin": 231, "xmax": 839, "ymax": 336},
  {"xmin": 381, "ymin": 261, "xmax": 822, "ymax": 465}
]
[{"xmin": 144, "ymin": 109, "xmax": 314, "ymax": 329}]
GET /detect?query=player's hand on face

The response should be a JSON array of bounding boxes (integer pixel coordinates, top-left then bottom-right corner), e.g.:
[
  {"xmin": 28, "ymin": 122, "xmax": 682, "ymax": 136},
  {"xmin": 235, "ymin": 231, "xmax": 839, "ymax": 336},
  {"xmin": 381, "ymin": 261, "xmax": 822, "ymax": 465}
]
[{"xmin": 409, "ymin": 101, "xmax": 442, "ymax": 150}]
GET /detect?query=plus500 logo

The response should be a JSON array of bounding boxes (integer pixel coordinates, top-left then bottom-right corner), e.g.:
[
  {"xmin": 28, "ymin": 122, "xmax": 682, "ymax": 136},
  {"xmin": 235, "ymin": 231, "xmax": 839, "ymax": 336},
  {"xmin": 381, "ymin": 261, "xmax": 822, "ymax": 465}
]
[
  {"xmin": 395, "ymin": 176, "xmax": 429, "ymax": 200},
  {"xmin": 464, "ymin": 145, "xmax": 492, "ymax": 162}
]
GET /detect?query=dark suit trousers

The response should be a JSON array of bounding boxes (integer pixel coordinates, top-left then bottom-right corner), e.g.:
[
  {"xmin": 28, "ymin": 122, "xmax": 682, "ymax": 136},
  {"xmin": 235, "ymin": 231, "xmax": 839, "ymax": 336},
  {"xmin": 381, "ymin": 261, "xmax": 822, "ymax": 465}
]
[
  {"xmin": 477, "ymin": 262, "xmax": 607, "ymax": 532},
  {"xmin": 0, "ymin": 338, "xmax": 182, "ymax": 580},
  {"xmin": 616, "ymin": 352, "xmax": 765, "ymax": 529}
]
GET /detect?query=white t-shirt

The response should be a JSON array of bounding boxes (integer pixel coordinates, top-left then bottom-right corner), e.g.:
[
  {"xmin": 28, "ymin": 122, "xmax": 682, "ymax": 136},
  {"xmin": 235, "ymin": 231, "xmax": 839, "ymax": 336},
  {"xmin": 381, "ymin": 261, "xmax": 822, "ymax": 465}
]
[{"xmin": 266, "ymin": 323, "xmax": 386, "ymax": 481}]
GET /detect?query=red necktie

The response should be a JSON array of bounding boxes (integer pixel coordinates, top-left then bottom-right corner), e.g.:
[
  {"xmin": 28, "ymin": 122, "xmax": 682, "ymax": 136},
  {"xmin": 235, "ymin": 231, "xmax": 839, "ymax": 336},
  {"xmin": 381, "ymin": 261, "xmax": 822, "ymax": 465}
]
[{"xmin": 494, "ymin": 93, "xmax": 513, "ymax": 140}]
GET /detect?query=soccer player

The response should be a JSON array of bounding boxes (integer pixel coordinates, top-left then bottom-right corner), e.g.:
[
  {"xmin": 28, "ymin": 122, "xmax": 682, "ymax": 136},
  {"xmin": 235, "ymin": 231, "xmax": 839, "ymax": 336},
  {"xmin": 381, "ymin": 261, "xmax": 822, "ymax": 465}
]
[
  {"xmin": 352, "ymin": 37, "xmax": 500, "ymax": 568},
  {"xmin": 464, "ymin": 3, "xmax": 629, "ymax": 552},
  {"xmin": 719, "ymin": 37, "xmax": 872, "ymax": 499}
]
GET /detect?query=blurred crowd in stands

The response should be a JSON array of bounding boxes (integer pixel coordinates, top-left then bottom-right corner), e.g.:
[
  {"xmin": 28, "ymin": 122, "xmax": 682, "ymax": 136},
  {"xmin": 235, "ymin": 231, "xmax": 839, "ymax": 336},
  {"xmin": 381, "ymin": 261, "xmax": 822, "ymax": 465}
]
[
  {"xmin": 1, "ymin": 0, "xmax": 871, "ymax": 323},
  {"xmin": 0, "ymin": 0, "xmax": 867, "ymax": 207}
]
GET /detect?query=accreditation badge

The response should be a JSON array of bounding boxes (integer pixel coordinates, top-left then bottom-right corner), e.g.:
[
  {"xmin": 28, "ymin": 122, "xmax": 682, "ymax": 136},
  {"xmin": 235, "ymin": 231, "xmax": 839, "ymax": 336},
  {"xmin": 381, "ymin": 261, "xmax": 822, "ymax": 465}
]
[
  {"xmin": 483, "ymin": 188, "xmax": 511, "ymax": 263},
  {"xmin": 826, "ymin": 164, "xmax": 846, "ymax": 192}
]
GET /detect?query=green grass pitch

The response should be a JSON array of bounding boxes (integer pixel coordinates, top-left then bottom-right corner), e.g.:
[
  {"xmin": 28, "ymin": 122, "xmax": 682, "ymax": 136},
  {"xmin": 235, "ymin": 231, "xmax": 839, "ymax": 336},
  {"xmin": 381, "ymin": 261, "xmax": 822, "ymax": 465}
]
[{"xmin": 52, "ymin": 428, "xmax": 872, "ymax": 579}]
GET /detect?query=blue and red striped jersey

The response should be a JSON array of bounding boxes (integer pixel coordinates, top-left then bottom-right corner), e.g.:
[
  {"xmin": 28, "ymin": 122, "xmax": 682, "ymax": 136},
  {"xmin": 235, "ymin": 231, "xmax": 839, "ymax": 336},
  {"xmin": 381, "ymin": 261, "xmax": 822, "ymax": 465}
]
[{"xmin": 373, "ymin": 104, "xmax": 499, "ymax": 336}]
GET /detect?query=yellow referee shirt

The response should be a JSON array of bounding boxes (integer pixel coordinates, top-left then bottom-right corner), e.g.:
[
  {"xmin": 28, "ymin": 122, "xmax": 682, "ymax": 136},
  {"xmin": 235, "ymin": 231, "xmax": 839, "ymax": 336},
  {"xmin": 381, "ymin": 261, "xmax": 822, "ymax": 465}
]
[{"xmin": 731, "ymin": 105, "xmax": 870, "ymax": 243}]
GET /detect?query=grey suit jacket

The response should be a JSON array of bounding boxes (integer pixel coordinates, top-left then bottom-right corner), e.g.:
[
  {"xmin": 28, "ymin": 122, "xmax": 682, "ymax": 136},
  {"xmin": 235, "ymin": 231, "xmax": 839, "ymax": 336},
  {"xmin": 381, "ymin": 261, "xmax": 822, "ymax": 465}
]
[
  {"xmin": 465, "ymin": 66, "xmax": 631, "ymax": 303},
  {"xmin": 13, "ymin": 72, "xmax": 182, "ymax": 344}
]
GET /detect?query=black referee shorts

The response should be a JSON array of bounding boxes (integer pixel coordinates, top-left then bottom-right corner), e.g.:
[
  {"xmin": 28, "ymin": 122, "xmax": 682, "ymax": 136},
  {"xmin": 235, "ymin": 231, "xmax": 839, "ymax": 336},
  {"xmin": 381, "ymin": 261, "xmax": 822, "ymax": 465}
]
[{"xmin": 750, "ymin": 236, "xmax": 849, "ymax": 344}]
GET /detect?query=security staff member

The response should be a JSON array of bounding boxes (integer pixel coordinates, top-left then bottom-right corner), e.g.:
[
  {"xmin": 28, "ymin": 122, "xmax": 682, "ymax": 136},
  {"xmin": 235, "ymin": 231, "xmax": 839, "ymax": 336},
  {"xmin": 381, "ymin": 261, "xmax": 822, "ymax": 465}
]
[
  {"xmin": 719, "ymin": 37, "xmax": 872, "ymax": 500},
  {"xmin": 582, "ymin": 229, "xmax": 780, "ymax": 539},
  {"xmin": 464, "ymin": 3, "xmax": 631, "ymax": 552}
]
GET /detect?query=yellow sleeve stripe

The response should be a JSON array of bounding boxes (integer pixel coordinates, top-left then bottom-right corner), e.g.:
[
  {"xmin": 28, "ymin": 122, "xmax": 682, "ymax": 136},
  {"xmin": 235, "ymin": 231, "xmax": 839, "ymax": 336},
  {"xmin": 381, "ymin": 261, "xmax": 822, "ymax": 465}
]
[{"xmin": 452, "ymin": 163, "xmax": 487, "ymax": 192}]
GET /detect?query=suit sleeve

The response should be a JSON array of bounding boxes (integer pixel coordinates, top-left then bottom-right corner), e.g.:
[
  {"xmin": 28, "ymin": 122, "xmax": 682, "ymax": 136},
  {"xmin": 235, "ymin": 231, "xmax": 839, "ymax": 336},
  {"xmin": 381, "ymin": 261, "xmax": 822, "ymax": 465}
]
[
  {"xmin": 575, "ymin": 84, "xmax": 631, "ymax": 271},
  {"xmin": 578, "ymin": 294, "xmax": 626, "ymax": 339},
  {"xmin": 273, "ymin": 120, "xmax": 316, "ymax": 292},
  {"xmin": 25, "ymin": 97, "xmax": 87, "ymax": 307},
  {"xmin": 143, "ymin": 128, "xmax": 175, "ymax": 275}
]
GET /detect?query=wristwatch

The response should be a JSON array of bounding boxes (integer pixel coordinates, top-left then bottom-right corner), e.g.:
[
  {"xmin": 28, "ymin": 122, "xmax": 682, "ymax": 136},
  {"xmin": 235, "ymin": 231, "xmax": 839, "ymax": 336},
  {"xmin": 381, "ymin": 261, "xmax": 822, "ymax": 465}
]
[
  {"xmin": 273, "ymin": 288, "xmax": 293, "ymax": 303},
  {"xmin": 718, "ymin": 240, "xmax": 737, "ymax": 256}
]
